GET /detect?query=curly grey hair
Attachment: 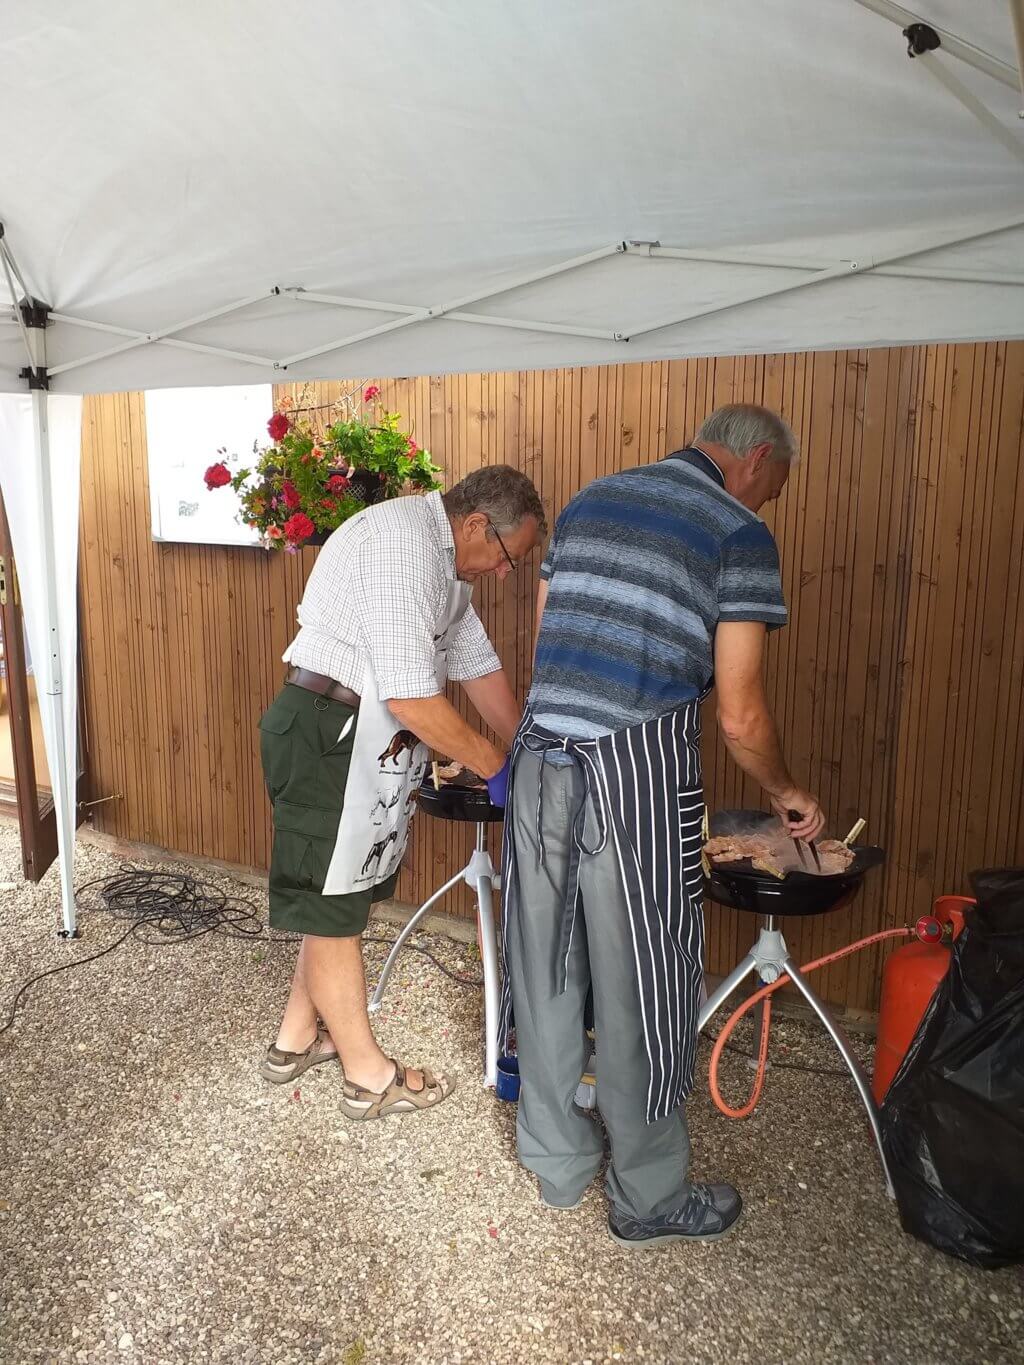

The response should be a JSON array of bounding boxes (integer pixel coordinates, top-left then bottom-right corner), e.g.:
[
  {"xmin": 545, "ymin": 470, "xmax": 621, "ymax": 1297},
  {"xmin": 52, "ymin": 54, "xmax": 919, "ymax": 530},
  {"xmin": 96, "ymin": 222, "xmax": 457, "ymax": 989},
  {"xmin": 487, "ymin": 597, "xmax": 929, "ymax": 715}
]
[
  {"xmin": 695, "ymin": 404, "xmax": 798, "ymax": 463},
  {"xmin": 443, "ymin": 464, "xmax": 548, "ymax": 535}
]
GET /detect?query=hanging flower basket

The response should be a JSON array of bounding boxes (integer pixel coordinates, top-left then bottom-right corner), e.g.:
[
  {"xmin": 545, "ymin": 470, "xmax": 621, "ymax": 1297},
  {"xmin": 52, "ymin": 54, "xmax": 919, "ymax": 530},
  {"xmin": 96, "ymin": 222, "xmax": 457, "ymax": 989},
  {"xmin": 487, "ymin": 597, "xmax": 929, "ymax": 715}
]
[{"xmin": 203, "ymin": 384, "xmax": 442, "ymax": 551}]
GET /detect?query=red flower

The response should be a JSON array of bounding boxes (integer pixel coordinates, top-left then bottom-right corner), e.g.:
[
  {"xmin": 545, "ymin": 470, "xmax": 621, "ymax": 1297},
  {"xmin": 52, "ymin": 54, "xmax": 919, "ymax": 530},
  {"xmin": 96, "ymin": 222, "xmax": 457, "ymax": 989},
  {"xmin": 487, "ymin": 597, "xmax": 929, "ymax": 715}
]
[
  {"xmin": 406, "ymin": 439, "xmax": 419, "ymax": 455},
  {"xmin": 321, "ymin": 497, "xmax": 337, "ymax": 512},
  {"xmin": 282, "ymin": 481, "xmax": 302, "ymax": 511},
  {"xmin": 283, "ymin": 512, "xmax": 315, "ymax": 544},
  {"xmin": 326, "ymin": 474, "xmax": 350, "ymax": 493},
  {"xmin": 363, "ymin": 385, "xmax": 380, "ymax": 402},
  {"xmin": 203, "ymin": 461, "xmax": 231, "ymax": 490},
  {"xmin": 267, "ymin": 412, "xmax": 291, "ymax": 441}
]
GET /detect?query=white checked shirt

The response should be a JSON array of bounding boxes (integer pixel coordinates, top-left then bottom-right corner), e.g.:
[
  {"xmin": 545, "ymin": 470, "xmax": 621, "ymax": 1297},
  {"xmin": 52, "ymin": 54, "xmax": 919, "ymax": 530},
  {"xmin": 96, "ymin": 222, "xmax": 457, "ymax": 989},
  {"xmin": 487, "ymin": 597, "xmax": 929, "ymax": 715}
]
[{"xmin": 285, "ymin": 491, "xmax": 501, "ymax": 699}]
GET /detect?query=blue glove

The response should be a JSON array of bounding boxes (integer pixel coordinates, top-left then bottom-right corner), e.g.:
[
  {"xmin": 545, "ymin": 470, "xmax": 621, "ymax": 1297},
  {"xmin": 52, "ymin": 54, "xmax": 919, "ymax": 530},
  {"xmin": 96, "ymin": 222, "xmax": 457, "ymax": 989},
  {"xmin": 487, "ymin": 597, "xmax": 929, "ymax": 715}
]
[{"xmin": 486, "ymin": 756, "xmax": 511, "ymax": 808}]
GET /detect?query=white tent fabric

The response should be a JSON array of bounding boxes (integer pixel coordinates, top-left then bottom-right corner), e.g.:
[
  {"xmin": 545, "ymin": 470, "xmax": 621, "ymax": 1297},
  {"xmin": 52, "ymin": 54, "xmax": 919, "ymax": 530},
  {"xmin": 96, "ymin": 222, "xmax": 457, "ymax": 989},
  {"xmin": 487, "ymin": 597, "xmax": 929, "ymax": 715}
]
[
  {"xmin": 1, "ymin": 1, "xmax": 1023, "ymax": 393},
  {"xmin": 0, "ymin": 0, "xmax": 1020, "ymax": 931}
]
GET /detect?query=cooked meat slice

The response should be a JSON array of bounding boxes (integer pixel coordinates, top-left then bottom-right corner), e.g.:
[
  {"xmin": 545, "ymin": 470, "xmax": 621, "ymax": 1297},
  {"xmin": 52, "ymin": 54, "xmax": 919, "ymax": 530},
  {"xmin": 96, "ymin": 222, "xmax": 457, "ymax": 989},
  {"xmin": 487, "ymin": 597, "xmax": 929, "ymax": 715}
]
[{"xmin": 814, "ymin": 839, "xmax": 856, "ymax": 874}]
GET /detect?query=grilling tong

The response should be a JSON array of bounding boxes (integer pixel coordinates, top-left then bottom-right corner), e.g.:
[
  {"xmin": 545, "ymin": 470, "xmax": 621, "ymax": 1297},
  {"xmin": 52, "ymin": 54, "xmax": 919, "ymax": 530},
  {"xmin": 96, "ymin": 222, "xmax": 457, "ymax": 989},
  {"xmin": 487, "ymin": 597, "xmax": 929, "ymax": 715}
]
[{"xmin": 787, "ymin": 808, "xmax": 821, "ymax": 870}]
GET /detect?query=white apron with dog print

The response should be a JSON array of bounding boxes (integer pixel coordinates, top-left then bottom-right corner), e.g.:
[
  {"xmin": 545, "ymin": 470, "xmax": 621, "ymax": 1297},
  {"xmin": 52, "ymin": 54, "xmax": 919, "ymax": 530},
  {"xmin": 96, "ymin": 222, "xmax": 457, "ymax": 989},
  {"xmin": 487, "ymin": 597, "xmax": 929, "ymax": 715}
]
[{"xmin": 321, "ymin": 579, "xmax": 473, "ymax": 895}]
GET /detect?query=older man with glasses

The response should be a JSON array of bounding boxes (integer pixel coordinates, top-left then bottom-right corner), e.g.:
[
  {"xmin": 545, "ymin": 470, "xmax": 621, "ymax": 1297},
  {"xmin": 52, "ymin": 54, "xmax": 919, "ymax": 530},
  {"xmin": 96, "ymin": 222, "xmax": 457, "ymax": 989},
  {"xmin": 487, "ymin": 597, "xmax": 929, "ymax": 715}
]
[{"xmin": 259, "ymin": 464, "xmax": 545, "ymax": 1121}]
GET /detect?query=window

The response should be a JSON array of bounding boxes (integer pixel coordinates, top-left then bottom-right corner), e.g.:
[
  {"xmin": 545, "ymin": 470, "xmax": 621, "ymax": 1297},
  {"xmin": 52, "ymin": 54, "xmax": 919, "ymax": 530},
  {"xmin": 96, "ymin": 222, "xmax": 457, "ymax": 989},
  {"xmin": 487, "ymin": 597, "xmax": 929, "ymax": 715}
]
[{"xmin": 145, "ymin": 384, "xmax": 273, "ymax": 546}]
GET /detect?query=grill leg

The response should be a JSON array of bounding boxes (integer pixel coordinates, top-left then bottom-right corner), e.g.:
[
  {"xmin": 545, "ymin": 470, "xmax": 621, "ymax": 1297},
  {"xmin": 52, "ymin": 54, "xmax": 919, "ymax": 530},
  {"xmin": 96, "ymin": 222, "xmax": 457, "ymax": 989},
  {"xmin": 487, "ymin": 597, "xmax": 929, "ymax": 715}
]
[
  {"xmin": 699, "ymin": 924, "xmax": 895, "ymax": 1198},
  {"xmin": 368, "ymin": 868, "xmax": 466, "ymax": 1013},
  {"xmin": 781, "ymin": 951, "xmax": 896, "ymax": 1199},
  {"xmin": 474, "ymin": 868, "xmax": 500, "ymax": 1089}
]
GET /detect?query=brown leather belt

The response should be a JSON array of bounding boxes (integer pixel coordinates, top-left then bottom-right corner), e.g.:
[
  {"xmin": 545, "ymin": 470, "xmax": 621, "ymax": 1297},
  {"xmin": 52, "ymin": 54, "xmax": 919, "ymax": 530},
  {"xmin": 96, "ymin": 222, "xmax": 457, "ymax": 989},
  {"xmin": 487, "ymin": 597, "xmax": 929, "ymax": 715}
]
[{"xmin": 285, "ymin": 666, "xmax": 360, "ymax": 707}]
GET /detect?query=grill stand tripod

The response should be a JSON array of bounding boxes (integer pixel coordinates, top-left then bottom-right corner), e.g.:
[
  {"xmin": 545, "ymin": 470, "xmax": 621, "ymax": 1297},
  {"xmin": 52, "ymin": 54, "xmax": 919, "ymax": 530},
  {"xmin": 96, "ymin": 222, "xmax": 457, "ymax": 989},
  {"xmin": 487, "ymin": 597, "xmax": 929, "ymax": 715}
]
[
  {"xmin": 698, "ymin": 914, "xmax": 896, "ymax": 1198},
  {"xmin": 368, "ymin": 821, "xmax": 501, "ymax": 1089}
]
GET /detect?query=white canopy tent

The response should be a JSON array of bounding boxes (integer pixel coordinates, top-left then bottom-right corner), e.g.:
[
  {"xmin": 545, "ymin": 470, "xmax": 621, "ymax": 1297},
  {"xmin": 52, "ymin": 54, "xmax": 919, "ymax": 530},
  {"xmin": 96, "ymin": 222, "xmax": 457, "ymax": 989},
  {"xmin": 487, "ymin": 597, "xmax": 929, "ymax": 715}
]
[{"xmin": 0, "ymin": 0, "xmax": 1021, "ymax": 934}]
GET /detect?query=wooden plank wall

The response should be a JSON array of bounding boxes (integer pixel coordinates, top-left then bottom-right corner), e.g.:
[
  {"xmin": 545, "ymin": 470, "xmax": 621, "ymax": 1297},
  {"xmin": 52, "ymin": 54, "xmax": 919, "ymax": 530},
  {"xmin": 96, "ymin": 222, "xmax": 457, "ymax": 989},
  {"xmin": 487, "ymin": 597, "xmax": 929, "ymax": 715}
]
[{"xmin": 77, "ymin": 344, "xmax": 1024, "ymax": 1014}]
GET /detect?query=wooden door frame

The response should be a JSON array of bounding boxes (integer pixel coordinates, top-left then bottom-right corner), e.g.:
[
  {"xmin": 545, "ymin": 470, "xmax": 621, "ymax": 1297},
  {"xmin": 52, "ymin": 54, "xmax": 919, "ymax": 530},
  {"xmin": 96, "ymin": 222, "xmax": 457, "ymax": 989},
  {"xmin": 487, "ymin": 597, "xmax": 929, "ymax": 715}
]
[{"xmin": 0, "ymin": 494, "xmax": 87, "ymax": 881}]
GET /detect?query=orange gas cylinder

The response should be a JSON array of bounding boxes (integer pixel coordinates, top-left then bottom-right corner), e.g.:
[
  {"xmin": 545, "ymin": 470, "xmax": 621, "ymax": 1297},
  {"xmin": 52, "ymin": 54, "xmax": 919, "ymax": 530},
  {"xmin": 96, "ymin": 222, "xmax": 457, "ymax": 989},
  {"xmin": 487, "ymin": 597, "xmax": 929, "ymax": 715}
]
[{"xmin": 873, "ymin": 895, "xmax": 971, "ymax": 1103}]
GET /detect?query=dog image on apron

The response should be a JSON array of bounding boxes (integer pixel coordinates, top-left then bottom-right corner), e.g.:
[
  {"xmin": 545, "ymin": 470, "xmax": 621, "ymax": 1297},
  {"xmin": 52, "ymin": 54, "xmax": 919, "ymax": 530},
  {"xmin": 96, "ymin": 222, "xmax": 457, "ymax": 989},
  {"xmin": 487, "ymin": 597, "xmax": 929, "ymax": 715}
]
[{"xmin": 322, "ymin": 580, "xmax": 472, "ymax": 895}]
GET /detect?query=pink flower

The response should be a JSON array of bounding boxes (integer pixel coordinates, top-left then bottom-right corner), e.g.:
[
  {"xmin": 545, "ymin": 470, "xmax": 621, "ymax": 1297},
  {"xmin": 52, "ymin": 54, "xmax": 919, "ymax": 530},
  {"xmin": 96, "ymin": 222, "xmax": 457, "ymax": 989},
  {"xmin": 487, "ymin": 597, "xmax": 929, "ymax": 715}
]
[
  {"xmin": 267, "ymin": 525, "xmax": 283, "ymax": 539},
  {"xmin": 363, "ymin": 385, "xmax": 380, "ymax": 402},
  {"xmin": 311, "ymin": 446, "xmax": 326, "ymax": 461},
  {"xmin": 406, "ymin": 439, "xmax": 419, "ymax": 455},
  {"xmin": 267, "ymin": 412, "xmax": 290, "ymax": 441}
]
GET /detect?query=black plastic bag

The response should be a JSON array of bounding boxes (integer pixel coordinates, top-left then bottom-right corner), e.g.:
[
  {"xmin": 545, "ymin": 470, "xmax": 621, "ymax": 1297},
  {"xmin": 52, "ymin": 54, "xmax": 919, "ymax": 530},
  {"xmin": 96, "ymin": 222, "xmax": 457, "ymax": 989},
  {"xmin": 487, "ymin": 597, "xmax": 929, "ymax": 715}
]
[{"xmin": 881, "ymin": 868, "xmax": 1024, "ymax": 1269}]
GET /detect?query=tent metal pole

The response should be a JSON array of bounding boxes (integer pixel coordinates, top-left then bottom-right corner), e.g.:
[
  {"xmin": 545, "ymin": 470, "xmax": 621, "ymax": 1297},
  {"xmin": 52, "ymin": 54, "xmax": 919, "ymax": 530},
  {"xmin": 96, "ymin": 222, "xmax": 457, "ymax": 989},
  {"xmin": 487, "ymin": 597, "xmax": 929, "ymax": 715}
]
[
  {"xmin": 279, "ymin": 244, "xmax": 623, "ymax": 367},
  {"xmin": 46, "ymin": 291, "xmax": 280, "ymax": 378},
  {"xmin": 445, "ymin": 311, "xmax": 620, "ymax": 340},
  {"xmin": 625, "ymin": 211, "xmax": 1024, "ymax": 341},
  {"xmin": 634, "ymin": 245, "xmax": 1024, "ymax": 286},
  {"xmin": 285, "ymin": 287, "xmax": 620, "ymax": 340},
  {"xmin": 284, "ymin": 289, "xmax": 422, "ymax": 315},
  {"xmin": 851, "ymin": 0, "xmax": 1019, "ymax": 88},
  {"xmin": 32, "ymin": 396, "xmax": 77, "ymax": 937},
  {"xmin": 0, "ymin": 245, "xmax": 41, "ymax": 385},
  {"xmin": 22, "ymin": 315, "xmax": 79, "ymax": 937},
  {"xmin": 1012, "ymin": 0, "xmax": 1024, "ymax": 103},
  {"xmin": 916, "ymin": 52, "xmax": 1024, "ymax": 167}
]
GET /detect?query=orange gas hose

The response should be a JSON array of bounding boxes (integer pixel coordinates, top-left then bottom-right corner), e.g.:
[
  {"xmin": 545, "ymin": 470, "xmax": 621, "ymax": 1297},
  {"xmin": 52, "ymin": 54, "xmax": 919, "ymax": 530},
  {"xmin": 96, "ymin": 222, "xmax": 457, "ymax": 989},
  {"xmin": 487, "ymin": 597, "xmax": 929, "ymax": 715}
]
[{"xmin": 709, "ymin": 927, "xmax": 913, "ymax": 1118}]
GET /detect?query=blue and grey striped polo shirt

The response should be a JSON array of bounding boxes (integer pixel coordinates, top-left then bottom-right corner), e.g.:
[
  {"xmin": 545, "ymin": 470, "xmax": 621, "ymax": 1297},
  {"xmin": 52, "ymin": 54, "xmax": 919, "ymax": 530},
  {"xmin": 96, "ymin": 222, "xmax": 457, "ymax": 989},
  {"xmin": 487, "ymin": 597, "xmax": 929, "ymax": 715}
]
[{"xmin": 529, "ymin": 448, "xmax": 787, "ymax": 739}]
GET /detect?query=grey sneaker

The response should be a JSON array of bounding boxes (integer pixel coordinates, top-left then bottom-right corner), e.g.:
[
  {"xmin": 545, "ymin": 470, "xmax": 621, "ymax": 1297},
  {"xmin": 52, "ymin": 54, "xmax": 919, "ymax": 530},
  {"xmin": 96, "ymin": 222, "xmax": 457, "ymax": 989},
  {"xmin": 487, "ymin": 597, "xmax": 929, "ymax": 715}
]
[{"xmin": 608, "ymin": 1183, "xmax": 742, "ymax": 1248}]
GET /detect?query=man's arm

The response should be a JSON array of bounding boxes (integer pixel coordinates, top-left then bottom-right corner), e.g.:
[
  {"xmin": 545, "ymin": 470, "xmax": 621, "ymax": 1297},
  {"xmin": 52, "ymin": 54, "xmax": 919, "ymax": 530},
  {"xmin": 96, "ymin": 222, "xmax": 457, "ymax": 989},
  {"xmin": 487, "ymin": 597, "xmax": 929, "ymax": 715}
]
[
  {"xmin": 532, "ymin": 578, "xmax": 549, "ymax": 667},
  {"xmin": 388, "ymin": 694, "xmax": 506, "ymax": 779},
  {"xmin": 460, "ymin": 669, "xmax": 521, "ymax": 746},
  {"xmin": 714, "ymin": 621, "xmax": 824, "ymax": 840}
]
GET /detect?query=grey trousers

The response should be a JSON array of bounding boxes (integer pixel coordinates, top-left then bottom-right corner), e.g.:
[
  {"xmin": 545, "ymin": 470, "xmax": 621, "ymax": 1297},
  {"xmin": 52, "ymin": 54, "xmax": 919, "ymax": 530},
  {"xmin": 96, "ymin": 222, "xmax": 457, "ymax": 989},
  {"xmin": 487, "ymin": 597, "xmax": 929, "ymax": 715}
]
[{"xmin": 505, "ymin": 749, "xmax": 691, "ymax": 1220}]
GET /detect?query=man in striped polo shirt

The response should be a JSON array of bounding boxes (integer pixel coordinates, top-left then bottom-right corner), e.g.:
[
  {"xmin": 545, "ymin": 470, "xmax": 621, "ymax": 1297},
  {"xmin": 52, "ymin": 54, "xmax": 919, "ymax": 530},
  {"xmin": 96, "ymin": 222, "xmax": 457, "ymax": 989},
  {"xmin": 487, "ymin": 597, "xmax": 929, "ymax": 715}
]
[{"xmin": 500, "ymin": 403, "xmax": 825, "ymax": 1249}]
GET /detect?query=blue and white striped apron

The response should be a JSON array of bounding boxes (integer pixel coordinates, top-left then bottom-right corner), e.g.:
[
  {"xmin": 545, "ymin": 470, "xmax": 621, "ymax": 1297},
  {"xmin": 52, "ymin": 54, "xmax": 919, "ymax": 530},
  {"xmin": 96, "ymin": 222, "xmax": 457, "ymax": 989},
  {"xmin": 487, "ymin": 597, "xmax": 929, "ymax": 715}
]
[{"xmin": 498, "ymin": 696, "xmax": 707, "ymax": 1125}]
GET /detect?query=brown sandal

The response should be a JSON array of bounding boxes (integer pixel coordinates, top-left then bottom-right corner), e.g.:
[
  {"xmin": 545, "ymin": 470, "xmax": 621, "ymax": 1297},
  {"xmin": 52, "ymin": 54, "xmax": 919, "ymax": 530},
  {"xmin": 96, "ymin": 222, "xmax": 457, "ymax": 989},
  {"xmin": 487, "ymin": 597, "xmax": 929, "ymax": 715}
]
[
  {"xmin": 260, "ymin": 1029, "xmax": 338, "ymax": 1085},
  {"xmin": 338, "ymin": 1058, "xmax": 454, "ymax": 1120}
]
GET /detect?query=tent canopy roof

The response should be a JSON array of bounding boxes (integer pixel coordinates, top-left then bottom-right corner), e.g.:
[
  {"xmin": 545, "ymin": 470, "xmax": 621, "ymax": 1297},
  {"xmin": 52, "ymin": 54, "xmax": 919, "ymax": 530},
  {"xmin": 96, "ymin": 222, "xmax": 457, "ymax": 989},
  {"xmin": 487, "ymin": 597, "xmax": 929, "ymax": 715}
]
[{"xmin": 2, "ymin": 0, "xmax": 1022, "ymax": 394}]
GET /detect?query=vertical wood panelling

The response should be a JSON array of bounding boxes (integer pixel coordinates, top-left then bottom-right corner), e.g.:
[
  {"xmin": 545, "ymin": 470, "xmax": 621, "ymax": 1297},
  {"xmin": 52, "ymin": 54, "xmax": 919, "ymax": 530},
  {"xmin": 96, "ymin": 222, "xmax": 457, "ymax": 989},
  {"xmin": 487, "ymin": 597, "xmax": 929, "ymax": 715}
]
[{"xmin": 77, "ymin": 344, "xmax": 1024, "ymax": 1013}]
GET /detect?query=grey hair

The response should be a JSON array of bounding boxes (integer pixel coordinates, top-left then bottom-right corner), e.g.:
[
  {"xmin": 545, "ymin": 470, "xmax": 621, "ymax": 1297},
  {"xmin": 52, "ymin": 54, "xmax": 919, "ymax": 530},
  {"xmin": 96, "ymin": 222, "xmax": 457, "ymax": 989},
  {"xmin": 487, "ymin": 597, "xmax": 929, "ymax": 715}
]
[
  {"xmin": 695, "ymin": 404, "xmax": 798, "ymax": 463},
  {"xmin": 442, "ymin": 464, "xmax": 548, "ymax": 536}
]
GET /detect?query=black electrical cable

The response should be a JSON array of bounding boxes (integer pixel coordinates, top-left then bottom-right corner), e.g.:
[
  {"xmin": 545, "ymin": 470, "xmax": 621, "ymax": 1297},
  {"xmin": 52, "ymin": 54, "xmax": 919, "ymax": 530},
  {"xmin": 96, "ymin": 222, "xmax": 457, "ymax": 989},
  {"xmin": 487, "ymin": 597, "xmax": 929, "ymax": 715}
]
[
  {"xmin": 0, "ymin": 866, "xmax": 484, "ymax": 1039},
  {"xmin": 705, "ymin": 1030, "xmax": 851, "ymax": 1079},
  {"xmin": 2, "ymin": 869, "xmax": 860, "ymax": 1080}
]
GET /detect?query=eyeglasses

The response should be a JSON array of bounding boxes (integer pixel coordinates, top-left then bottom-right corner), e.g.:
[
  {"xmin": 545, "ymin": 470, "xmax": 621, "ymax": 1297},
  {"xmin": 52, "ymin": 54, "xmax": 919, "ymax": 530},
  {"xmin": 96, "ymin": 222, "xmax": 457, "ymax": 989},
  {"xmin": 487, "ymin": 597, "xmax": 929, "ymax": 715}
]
[{"xmin": 486, "ymin": 518, "xmax": 517, "ymax": 572}]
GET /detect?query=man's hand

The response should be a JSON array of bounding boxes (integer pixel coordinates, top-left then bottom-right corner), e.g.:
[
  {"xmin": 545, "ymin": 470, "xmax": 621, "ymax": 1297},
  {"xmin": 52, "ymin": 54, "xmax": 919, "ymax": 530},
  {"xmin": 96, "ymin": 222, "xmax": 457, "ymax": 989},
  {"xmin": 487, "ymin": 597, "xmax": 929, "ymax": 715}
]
[
  {"xmin": 485, "ymin": 757, "xmax": 511, "ymax": 808},
  {"xmin": 770, "ymin": 788, "xmax": 825, "ymax": 842},
  {"xmin": 387, "ymin": 693, "xmax": 506, "ymax": 778}
]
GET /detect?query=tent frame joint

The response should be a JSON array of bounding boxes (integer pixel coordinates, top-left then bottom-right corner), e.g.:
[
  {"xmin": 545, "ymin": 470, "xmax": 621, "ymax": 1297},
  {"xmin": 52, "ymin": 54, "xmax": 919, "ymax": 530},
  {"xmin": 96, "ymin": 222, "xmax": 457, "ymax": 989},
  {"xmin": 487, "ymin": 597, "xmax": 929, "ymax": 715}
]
[
  {"xmin": 903, "ymin": 22, "xmax": 941, "ymax": 58},
  {"xmin": 20, "ymin": 365, "xmax": 49, "ymax": 391}
]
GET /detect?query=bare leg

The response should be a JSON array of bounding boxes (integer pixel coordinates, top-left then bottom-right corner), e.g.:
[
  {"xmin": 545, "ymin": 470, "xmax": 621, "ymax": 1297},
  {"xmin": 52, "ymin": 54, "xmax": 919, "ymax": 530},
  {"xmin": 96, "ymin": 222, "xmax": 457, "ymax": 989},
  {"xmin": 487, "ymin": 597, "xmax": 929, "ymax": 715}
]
[
  {"xmin": 275, "ymin": 939, "xmax": 338, "ymax": 1057},
  {"xmin": 302, "ymin": 934, "xmax": 426, "ymax": 1093}
]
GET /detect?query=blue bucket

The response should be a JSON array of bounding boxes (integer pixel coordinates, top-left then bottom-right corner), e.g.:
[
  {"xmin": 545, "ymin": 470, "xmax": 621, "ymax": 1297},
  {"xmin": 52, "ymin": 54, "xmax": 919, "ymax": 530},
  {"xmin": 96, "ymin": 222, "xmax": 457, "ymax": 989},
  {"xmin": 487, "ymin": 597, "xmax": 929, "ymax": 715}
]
[{"xmin": 495, "ymin": 1054, "xmax": 521, "ymax": 1102}]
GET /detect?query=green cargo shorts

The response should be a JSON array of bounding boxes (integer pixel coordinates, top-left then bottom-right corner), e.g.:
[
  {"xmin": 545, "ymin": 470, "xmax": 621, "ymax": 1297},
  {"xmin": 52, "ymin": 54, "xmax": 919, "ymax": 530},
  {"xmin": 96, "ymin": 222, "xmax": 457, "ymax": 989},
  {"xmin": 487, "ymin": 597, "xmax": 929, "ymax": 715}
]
[{"xmin": 258, "ymin": 683, "xmax": 399, "ymax": 937}]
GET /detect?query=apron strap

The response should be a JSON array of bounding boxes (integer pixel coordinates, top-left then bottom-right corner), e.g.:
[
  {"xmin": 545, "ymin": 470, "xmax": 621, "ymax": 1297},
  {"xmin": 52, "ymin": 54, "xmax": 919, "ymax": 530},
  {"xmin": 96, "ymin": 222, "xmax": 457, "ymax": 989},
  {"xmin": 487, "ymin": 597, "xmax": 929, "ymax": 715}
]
[{"xmin": 517, "ymin": 725, "xmax": 608, "ymax": 993}]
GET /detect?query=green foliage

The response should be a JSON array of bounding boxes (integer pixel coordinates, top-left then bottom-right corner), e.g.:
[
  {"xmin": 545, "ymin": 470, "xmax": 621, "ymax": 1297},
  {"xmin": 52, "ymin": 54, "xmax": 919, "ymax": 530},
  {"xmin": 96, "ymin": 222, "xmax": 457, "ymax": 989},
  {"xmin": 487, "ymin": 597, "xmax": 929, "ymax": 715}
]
[{"xmin": 207, "ymin": 386, "xmax": 443, "ymax": 550}]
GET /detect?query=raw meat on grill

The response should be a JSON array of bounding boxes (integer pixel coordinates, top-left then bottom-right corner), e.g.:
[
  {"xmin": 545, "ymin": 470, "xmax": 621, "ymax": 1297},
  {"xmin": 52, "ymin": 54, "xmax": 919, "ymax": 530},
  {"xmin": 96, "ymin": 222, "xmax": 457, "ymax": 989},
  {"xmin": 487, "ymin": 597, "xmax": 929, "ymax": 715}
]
[{"xmin": 704, "ymin": 834, "xmax": 776, "ymax": 863}]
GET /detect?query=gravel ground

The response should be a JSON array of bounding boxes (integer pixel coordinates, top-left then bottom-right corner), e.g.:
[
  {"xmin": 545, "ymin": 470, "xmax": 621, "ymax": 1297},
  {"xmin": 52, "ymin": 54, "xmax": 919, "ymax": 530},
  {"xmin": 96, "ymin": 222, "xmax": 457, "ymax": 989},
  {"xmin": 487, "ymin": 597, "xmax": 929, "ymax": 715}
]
[{"xmin": 1, "ymin": 828, "xmax": 1020, "ymax": 1365}]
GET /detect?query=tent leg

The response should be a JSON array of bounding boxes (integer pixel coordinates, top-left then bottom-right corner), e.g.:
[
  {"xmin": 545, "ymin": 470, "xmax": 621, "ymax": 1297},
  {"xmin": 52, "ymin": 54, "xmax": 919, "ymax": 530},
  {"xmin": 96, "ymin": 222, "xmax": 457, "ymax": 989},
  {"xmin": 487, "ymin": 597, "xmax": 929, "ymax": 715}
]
[{"xmin": 30, "ymin": 392, "xmax": 78, "ymax": 938}]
